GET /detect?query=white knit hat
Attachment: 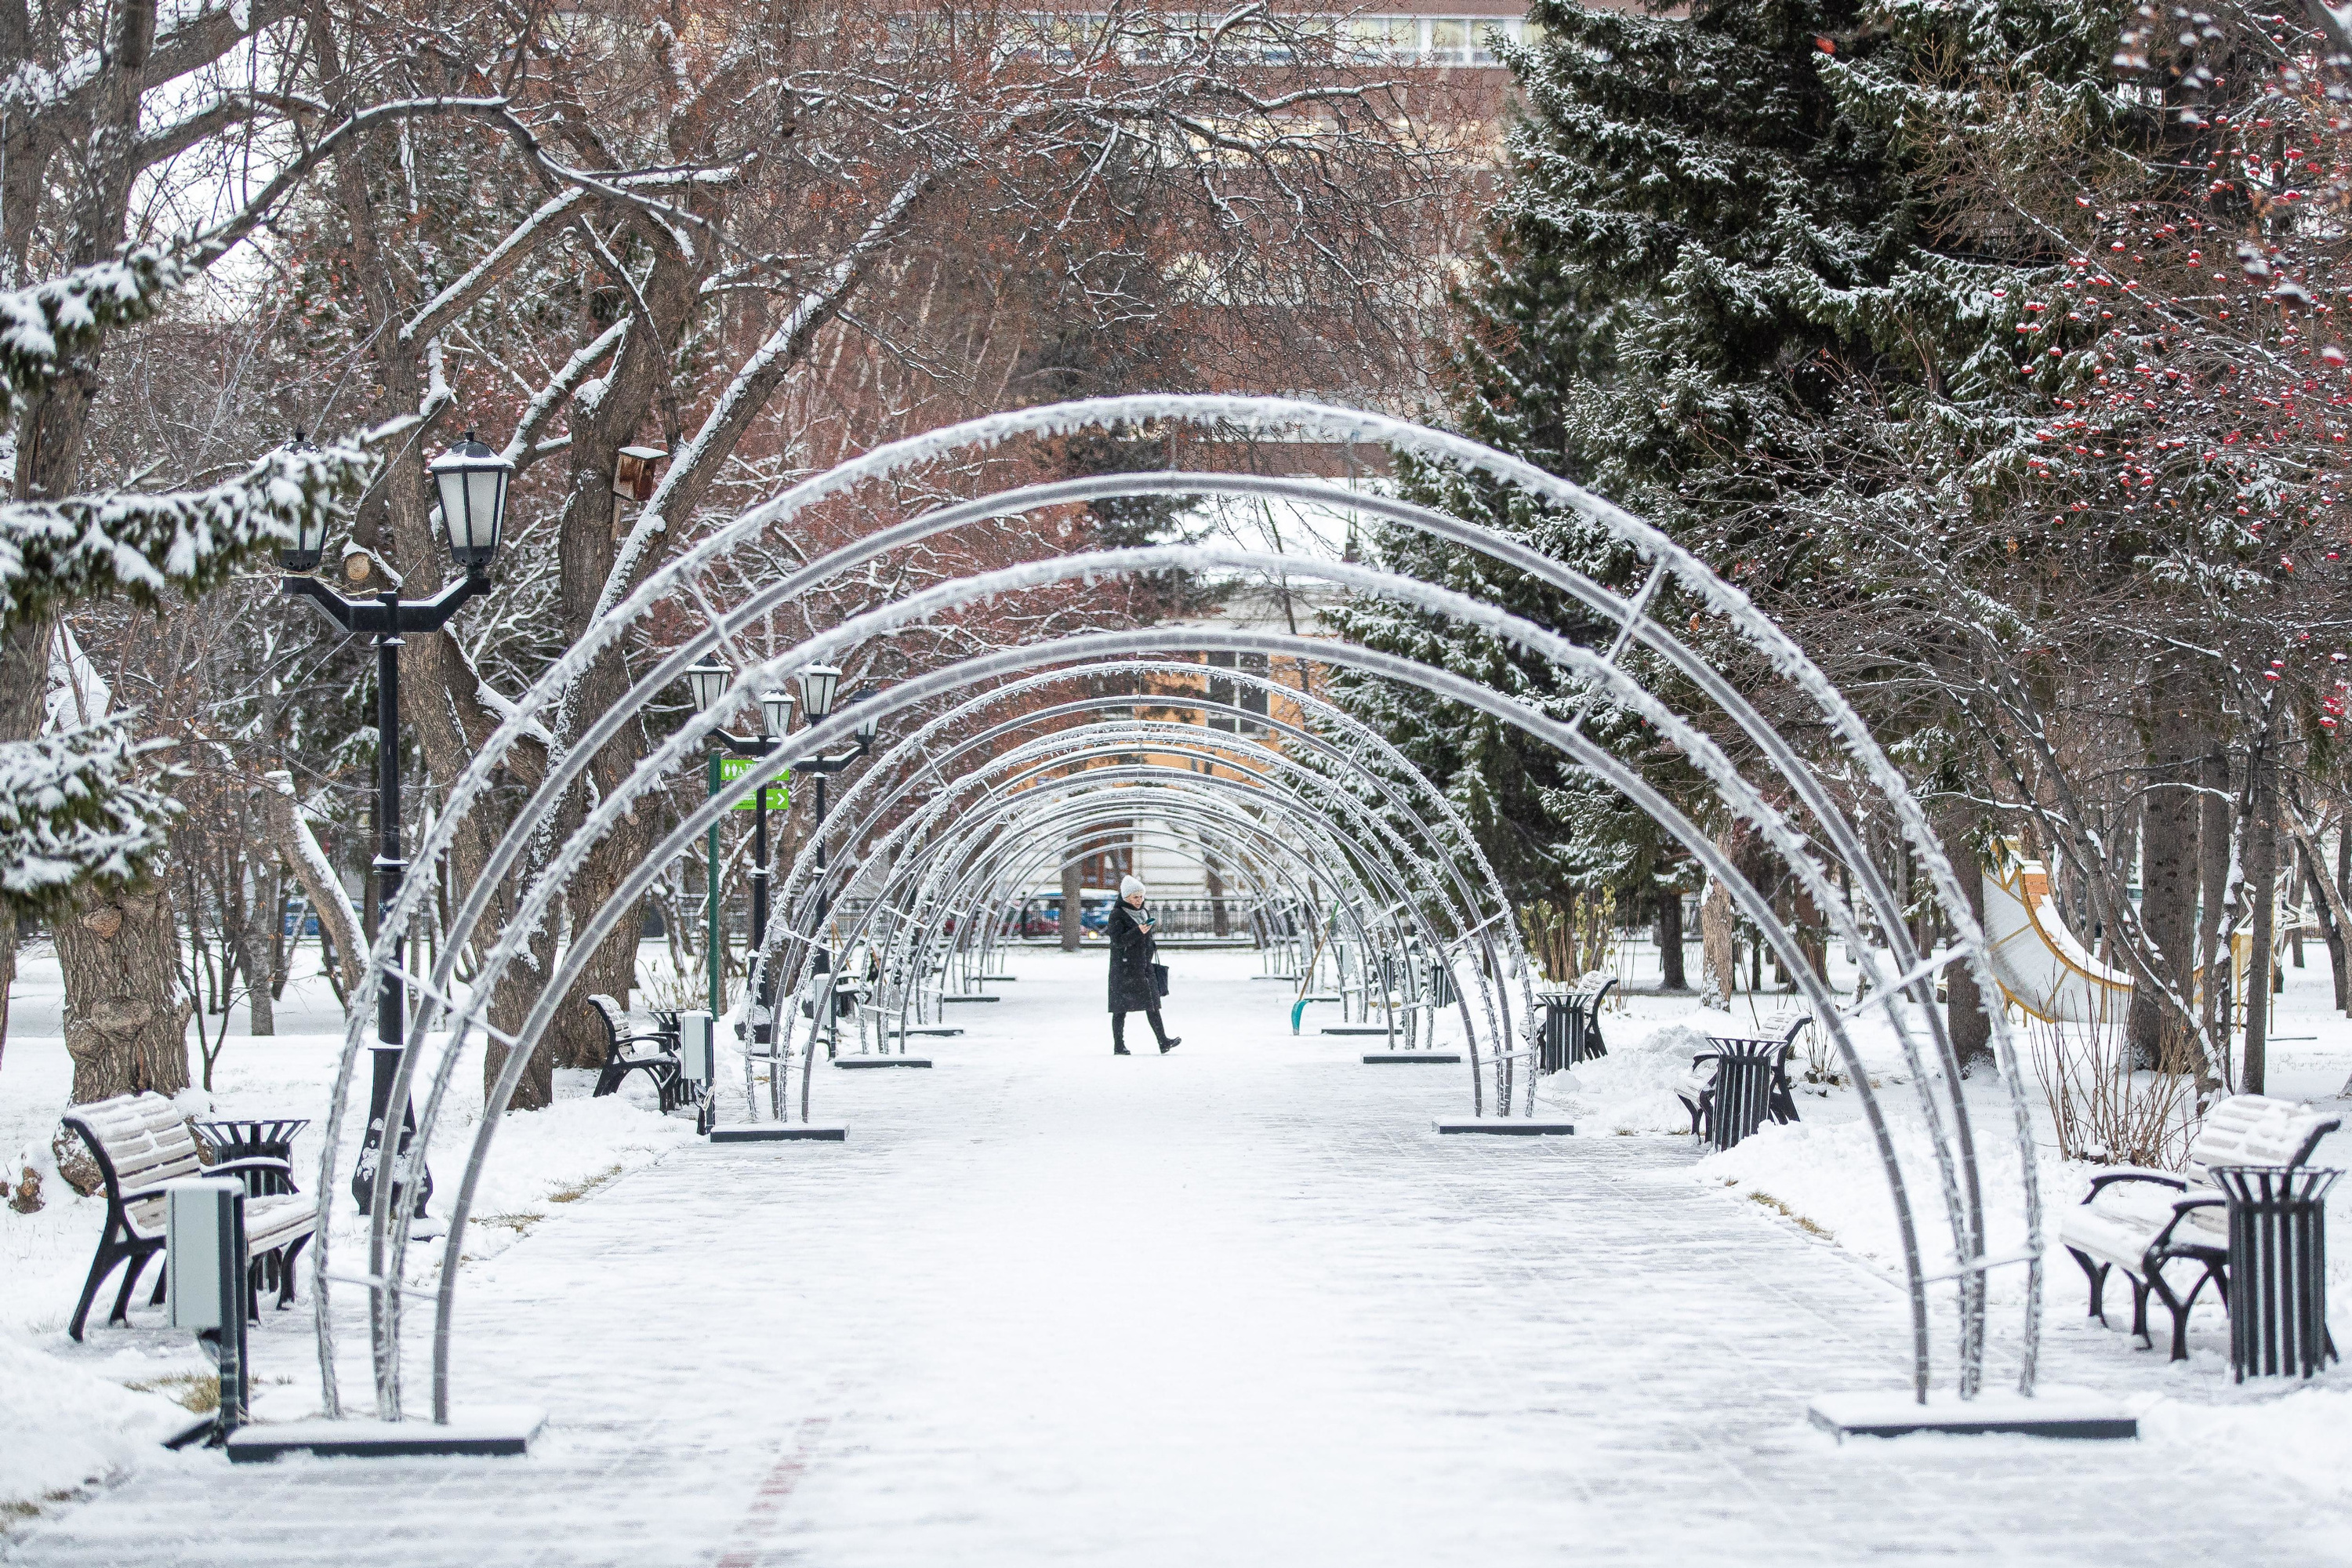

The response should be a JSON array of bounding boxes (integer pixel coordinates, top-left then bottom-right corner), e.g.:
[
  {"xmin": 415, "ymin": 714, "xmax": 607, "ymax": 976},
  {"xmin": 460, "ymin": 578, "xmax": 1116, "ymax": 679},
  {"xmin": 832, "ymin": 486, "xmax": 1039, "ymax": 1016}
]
[{"xmin": 1120, "ymin": 874, "xmax": 1146, "ymax": 898}]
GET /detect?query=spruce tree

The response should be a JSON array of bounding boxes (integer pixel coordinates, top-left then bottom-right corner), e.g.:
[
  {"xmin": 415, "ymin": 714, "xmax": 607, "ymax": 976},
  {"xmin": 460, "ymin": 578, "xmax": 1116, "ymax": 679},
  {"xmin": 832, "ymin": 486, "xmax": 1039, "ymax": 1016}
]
[{"xmin": 1330, "ymin": 0, "xmax": 2136, "ymax": 921}]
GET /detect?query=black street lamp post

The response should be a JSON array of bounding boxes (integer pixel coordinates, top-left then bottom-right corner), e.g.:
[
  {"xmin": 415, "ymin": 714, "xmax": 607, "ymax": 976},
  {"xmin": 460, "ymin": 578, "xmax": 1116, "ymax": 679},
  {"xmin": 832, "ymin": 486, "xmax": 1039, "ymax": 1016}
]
[
  {"xmin": 684, "ymin": 660, "xmax": 879, "ymax": 1049},
  {"xmin": 685, "ymin": 659, "xmax": 797, "ymax": 1041},
  {"xmin": 279, "ymin": 433, "xmax": 513, "ymax": 1220}
]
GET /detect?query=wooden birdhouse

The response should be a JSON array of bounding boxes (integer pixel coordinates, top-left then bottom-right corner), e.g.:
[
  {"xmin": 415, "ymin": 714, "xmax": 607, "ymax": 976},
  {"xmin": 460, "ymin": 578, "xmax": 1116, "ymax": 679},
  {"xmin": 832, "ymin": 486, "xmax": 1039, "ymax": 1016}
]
[{"xmin": 613, "ymin": 445, "xmax": 667, "ymax": 503}]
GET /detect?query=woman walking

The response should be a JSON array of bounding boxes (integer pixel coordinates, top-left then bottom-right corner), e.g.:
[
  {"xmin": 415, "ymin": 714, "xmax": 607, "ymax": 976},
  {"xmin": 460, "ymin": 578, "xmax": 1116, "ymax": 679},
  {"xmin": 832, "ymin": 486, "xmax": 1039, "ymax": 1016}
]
[{"xmin": 1108, "ymin": 874, "xmax": 1180, "ymax": 1055}]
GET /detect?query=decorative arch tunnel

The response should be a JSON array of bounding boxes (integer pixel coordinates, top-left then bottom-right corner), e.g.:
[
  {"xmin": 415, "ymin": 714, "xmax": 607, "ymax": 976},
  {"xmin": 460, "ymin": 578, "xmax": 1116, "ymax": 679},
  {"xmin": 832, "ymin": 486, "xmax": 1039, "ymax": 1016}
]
[{"xmin": 310, "ymin": 397, "xmax": 2040, "ymax": 1435}]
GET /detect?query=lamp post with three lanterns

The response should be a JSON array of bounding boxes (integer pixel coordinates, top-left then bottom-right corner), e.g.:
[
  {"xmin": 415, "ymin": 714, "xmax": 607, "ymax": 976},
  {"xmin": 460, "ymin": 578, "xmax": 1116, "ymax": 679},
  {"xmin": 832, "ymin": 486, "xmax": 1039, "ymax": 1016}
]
[
  {"xmin": 278, "ymin": 432, "xmax": 513, "ymax": 1221},
  {"xmin": 682, "ymin": 659, "xmax": 878, "ymax": 1041}
]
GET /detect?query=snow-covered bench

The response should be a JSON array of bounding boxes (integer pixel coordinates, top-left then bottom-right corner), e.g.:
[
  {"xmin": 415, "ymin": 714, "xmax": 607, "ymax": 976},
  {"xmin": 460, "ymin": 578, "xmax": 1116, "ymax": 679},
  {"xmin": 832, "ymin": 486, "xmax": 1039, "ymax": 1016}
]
[
  {"xmin": 2060, "ymin": 1093, "xmax": 2341, "ymax": 1361},
  {"xmin": 63, "ymin": 1092, "xmax": 315, "ymax": 1341},
  {"xmin": 589, "ymin": 994, "xmax": 684, "ymax": 1109},
  {"xmin": 1675, "ymin": 1011, "xmax": 1809, "ymax": 1150}
]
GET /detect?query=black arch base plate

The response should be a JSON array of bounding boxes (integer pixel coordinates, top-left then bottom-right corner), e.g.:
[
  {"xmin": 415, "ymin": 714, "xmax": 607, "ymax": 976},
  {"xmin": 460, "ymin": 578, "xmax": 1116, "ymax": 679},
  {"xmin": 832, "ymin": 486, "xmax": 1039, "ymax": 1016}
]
[
  {"xmin": 891, "ymin": 1027, "xmax": 964, "ymax": 1037},
  {"xmin": 226, "ymin": 1406, "xmax": 544, "ymax": 1462},
  {"xmin": 836, "ymin": 1056, "xmax": 932, "ymax": 1069},
  {"xmin": 1364, "ymin": 1052, "xmax": 1463, "ymax": 1065},
  {"xmin": 1432, "ymin": 1118, "xmax": 1575, "ymax": 1136},
  {"xmin": 941, "ymin": 995, "xmax": 1000, "ymax": 1004},
  {"xmin": 710, "ymin": 1123, "xmax": 847, "ymax": 1142},
  {"xmin": 1806, "ymin": 1388, "xmax": 2137, "ymax": 1441},
  {"xmin": 1322, "ymin": 1026, "xmax": 1392, "ymax": 1036}
]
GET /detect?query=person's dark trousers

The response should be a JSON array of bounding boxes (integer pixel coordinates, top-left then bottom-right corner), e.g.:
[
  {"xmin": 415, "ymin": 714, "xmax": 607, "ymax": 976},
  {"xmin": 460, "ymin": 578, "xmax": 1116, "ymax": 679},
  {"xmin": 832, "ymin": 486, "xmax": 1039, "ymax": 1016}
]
[{"xmin": 1112, "ymin": 1010, "xmax": 1171, "ymax": 1053}]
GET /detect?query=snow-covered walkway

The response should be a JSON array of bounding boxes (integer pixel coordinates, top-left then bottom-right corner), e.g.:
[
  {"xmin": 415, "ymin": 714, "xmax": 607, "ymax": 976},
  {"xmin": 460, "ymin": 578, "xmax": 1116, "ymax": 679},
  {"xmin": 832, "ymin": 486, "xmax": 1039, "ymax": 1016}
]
[{"xmin": 8, "ymin": 949, "xmax": 2350, "ymax": 1566}]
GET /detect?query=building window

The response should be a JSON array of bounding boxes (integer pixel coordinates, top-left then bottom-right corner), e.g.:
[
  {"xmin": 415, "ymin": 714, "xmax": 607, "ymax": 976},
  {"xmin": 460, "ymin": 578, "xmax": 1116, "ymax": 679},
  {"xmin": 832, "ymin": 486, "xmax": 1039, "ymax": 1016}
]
[{"xmin": 1204, "ymin": 651, "xmax": 1272, "ymax": 734}]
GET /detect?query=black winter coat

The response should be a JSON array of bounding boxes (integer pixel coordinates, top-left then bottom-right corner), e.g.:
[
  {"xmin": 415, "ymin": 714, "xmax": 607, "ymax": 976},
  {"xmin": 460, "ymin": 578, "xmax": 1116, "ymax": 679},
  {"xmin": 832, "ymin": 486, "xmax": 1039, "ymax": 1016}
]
[{"xmin": 1107, "ymin": 900, "xmax": 1160, "ymax": 1014}]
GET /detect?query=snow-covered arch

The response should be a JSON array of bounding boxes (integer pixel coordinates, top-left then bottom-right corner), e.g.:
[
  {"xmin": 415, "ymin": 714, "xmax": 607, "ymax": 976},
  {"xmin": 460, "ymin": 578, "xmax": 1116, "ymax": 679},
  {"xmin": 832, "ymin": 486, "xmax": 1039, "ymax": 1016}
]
[
  {"xmin": 755, "ymin": 662, "xmax": 1527, "ymax": 1052},
  {"xmin": 306, "ymin": 396, "xmax": 2038, "ymax": 1436},
  {"xmin": 799, "ymin": 740, "xmax": 1494, "ymax": 1087}
]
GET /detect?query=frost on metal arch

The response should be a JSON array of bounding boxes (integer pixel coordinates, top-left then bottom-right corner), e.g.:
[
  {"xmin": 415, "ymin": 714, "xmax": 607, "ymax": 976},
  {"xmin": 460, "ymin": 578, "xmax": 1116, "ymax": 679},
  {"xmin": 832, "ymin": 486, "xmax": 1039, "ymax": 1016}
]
[{"xmin": 0, "ymin": 720, "xmax": 177, "ymax": 917}]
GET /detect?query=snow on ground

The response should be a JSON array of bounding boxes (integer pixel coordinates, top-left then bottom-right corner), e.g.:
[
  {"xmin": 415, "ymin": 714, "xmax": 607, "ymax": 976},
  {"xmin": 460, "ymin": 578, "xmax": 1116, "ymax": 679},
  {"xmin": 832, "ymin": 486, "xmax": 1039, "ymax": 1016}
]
[
  {"xmin": 0, "ymin": 938, "xmax": 698, "ymax": 1516},
  {"xmin": 2, "ymin": 936, "xmax": 2349, "ymax": 1562}
]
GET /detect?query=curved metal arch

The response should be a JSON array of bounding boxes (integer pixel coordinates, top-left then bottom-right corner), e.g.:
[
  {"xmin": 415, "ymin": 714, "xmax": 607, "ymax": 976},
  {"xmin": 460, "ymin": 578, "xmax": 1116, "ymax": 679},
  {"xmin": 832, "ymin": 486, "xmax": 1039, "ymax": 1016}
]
[
  {"xmin": 816, "ymin": 788, "xmax": 1422, "ymax": 1083},
  {"xmin": 296, "ymin": 397, "xmax": 2031, "ymax": 1428},
  {"xmin": 824, "ymin": 793, "xmax": 1414, "ymax": 1088},
  {"xmin": 411, "ymin": 604, "xmax": 1960, "ymax": 1421},
  {"xmin": 772, "ymin": 690, "xmax": 1512, "ymax": 960},
  {"xmin": 869, "ymin": 726, "xmax": 1501, "ymax": 1042},
  {"xmin": 749, "ymin": 660, "xmax": 1533, "ymax": 1065},
  {"xmin": 775, "ymin": 709, "xmax": 1507, "ymax": 1014},
  {"xmin": 807, "ymin": 751, "xmax": 1443, "ymax": 1046},
  {"xmin": 822, "ymin": 750, "xmax": 1482, "ymax": 1078}
]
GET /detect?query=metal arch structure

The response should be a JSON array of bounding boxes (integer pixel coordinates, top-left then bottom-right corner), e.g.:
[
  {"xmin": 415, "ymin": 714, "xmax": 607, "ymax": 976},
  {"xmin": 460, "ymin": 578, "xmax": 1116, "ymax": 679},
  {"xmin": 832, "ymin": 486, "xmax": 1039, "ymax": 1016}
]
[
  {"xmin": 893, "ymin": 716, "xmax": 1507, "ymax": 1040},
  {"xmin": 767, "ymin": 699, "xmax": 1518, "ymax": 1050},
  {"xmin": 793, "ymin": 742, "xmax": 1494, "ymax": 1083},
  {"xmin": 742, "ymin": 659, "xmax": 1530, "ymax": 1053},
  {"xmin": 303, "ymin": 394, "xmax": 2039, "ymax": 1433},
  {"xmin": 750, "ymin": 660, "xmax": 1524, "ymax": 980}
]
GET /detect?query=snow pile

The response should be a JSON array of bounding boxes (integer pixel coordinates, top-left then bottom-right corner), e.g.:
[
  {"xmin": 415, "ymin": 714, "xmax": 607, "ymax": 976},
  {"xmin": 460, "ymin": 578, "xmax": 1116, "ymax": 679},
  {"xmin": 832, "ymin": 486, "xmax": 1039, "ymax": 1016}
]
[
  {"xmin": 1539, "ymin": 1009, "xmax": 1742, "ymax": 1134},
  {"xmin": 439, "ymin": 1088, "xmax": 700, "ymax": 1229},
  {"xmin": 1694, "ymin": 1104, "xmax": 2055, "ymax": 1305},
  {"xmin": 0, "ymin": 1327, "xmax": 187, "ymax": 1512},
  {"xmin": 2145, "ymin": 1385, "xmax": 2352, "ymax": 1503}
]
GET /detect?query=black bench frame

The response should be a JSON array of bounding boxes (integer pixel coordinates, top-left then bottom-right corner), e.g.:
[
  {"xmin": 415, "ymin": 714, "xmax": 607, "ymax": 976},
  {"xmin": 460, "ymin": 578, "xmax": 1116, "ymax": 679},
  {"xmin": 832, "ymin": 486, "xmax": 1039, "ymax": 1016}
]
[
  {"xmin": 2067, "ymin": 1112, "xmax": 2342, "ymax": 1362},
  {"xmin": 590, "ymin": 994, "xmax": 685, "ymax": 1110},
  {"xmin": 62, "ymin": 1111, "xmax": 307, "ymax": 1342}
]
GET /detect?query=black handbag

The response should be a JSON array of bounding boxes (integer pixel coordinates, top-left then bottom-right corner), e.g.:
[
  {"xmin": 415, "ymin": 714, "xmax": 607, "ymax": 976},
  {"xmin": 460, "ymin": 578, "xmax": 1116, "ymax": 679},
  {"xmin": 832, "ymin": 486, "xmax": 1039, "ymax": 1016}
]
[{"xmin": 1151, "ymin": 961, "xmax": 1169, "ymax": 998}]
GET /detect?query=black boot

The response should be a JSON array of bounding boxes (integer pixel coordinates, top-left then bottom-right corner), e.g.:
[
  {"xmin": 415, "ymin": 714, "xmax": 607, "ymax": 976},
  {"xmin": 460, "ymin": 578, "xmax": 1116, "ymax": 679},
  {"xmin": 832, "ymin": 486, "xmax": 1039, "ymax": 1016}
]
[
  {"xmin": 1149, "ymin": 1013, "xmax": 1178, "ymax": 1054},
  {"xmin": 1113, "ymin": 1015, "xmax": 1131, "ymax": 1055}
]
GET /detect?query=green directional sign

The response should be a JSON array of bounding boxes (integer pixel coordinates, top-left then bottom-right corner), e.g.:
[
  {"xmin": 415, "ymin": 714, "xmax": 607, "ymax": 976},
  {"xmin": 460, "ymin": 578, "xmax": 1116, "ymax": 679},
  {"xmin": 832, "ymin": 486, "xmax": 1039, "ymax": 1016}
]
[{"xmin": 715, "ymin": 755, "xmax": 791, "ymax": 810}]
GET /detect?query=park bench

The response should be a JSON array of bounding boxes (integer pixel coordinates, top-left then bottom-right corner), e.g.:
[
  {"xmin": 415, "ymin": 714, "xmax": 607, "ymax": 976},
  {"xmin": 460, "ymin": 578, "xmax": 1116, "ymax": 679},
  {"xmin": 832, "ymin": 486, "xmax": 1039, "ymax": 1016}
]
[
  {"xmin": 62, "ymin": 1092, "xmax": 315, "ymax": 1342},
  {"xmin": 588, "ymin": 994, "xmax": 684, "ymax": 1110},
  {"xmin": 2060, "ymin": 1093, "xmax": 2341, "ymax": 1362},
  {"xmin": 1675, "ymin": 1010, "xmax": 1809, "ymax": 1151}
]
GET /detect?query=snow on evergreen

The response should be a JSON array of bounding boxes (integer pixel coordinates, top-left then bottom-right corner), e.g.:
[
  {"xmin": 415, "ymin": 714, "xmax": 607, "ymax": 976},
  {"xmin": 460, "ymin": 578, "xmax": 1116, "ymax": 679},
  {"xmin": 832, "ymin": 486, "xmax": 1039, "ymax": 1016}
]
[{"xmin": 0, "ymin": 249, "xmax": 372, "ymax": 914}]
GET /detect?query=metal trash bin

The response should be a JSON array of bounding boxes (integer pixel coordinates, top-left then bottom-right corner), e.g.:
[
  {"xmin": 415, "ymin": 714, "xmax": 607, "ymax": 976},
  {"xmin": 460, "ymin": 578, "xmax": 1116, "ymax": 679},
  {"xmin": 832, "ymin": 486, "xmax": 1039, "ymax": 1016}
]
[
  {"xmin": 1704, "ymin": 1039, "xmax": 1784, "ymax": 1153},
  {"xmin": 1537, "ymin": 994, "xmax": 1573, "ymax": 1073},
  {"xmin": 2208, "ymin": 1165, "xmax": 2341, "ymax": 1381}
]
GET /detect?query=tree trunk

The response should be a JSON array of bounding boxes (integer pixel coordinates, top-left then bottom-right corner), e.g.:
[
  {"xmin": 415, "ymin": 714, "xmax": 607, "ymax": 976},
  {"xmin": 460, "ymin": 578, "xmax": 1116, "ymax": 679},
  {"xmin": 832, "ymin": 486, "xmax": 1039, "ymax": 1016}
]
[
  {"xmin": 1700, "ymin": 840, "xmax": 1737, "ymax": 1006},
  {"xmin": 2285, "ymin": 798, "xmax": 2350, "ymax": 1013},
  {"xmin": 1060, "ymin": 859, "xmax": 1083, "ymax": 953},
  {"xmin": 2128, "ymin": 663, "xmax": 2203, "ymax": 1069},
  {"xmin": 2196, "ymin": 740, "xmax": 2234, "ymax": 1056},
  {"xmin": 1205, "ymin": 853, "xmax": 1230, "ymax": 938},
  {"xmin": 0, "ymin": 931, "xmax": 14, "ymax": 1075},
  {"xmin": 481, "ymin": 922, "xmax": 557, "ymax": 1112},
  {"xmin": 1656, "ymin": 885, "xmax": 1687, "ymax": 991},
  {"xmin": 260, "ymin": 774, "xmax": 365, "ymax": 997},
  {"xmin": 2243, "ymin": 716, "xmax": 2280, "ymax": 1095},
  {"xmin": 59, "ymin": 889, "xmax": 191, "ymax": 1102},
  {"xmin": 1935, "ymin": 809, "xmax": 1995, "ymax": 1073}
]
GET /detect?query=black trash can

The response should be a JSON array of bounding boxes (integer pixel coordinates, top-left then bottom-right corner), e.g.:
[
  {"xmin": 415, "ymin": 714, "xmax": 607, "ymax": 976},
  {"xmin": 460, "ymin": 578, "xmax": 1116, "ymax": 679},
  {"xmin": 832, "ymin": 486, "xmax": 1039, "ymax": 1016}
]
[
  {"xmin": 2208, "ymin": 1165, "xmax": 2341, "ymax": 1381},
  {"xmin": 1537, "ymin": 994, "xmax": 1573, "ymax": 1073},
  {"xmin": 1704, "ymin": 1040, "xmax": 1783, "ymax": 1153}
]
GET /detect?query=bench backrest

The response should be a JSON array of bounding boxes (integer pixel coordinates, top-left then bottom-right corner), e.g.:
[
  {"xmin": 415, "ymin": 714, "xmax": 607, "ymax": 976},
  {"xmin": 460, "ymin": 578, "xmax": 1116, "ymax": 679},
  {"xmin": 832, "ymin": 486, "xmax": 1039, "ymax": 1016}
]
[
  {"xmin": 2186, "ymin": 1094, "xmax": 2342, "ymax": 1188},
  {"xmin": 63, "ymin": 1091, "xmax": 206, "ymax": 1236},
  {"xmin": 1571, "ymin": 974, "xmax": 1617, "ymax": 1003},
  {"xmin": 587, "ymin": 993, "xmax": 629, "ymax": 1053}
]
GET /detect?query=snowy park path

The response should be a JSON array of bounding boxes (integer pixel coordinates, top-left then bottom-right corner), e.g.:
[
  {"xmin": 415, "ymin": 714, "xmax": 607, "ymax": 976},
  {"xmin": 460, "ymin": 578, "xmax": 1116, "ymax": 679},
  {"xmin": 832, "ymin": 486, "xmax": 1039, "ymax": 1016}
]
[{"xmin": 9, "ymin": 949, "xmax": 2352, "ymax": 1567}]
